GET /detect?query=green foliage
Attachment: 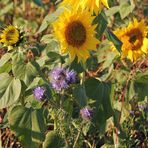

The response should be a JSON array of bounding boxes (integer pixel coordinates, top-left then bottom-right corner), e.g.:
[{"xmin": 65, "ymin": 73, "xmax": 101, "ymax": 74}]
[
  {"xmin": 0, "ymin": 0, "xmax": 147, "ymax": 148},
  {"xmin": 0, "ymin": 73, "xmax": 21, "ymax": 109},
  {"xmin": 43, "ymin": 131, "xmax": 65, "ymax": 148},
  {"xmin": 12, "ymin": 52, "xmax": 38, "ymax": 86},
  {"xmin": 105, "ymin": 0, "xmax": 135, "ymax": 19},
  {"xmin": 105, "ymin": 29, "xmax": 122, "ymax": 53},
  {"xmin": 37, "ymin": 7, "xmax": 65, "ymax": 33},
  {"xmin": 85, "ymin": 78, "xmax": 114, "ymax": 130},
  {"xmin": 8, "ymin": 106, "xmax": 47, "ymax": 148},
  {"xmin": 33, "ymin": 0, "xmax": 43, "ymax": 7},
  {"xmin": 0, "ymin": 2, "xmax": 13, "ymax": 16},
  {"xmin": 73, "ymin": 85, "xmax": 87, "ymax": 107},
  {"xmin": 95, "ymin": 11, "xmax": 108, "ymax": 39}
]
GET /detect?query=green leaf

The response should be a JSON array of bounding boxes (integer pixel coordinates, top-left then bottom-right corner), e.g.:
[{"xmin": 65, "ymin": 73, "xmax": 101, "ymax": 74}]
[
  {"xmin": 134, "ymin": 82, "xmax": 148, "ymax": 101},
  {"xmin": 0, "ymin": 2, "xmax": 13, "ymax": 16},
  {"xmin": 37, "ymin": 7, "xmax": 64, "ymax": 33},
  {"xmin": 0, "ymin": 73, "xmax": 21, "ymax": 109},
  {"xmin": 43, "ymin": 131, "xmax": 65, "ymax": 148},
  {"xmin": 128, "ymin": 81, "xmax": 135, "ymax": 100},
  {"xmin": 105, "ymin": 6, "xmax": 119, "ymax": 16},
  {"xmin": 70, "ymin": 58, "xmax": 84, "ymax": 73},
  {"xmin": 134, "ymin": 70, "xmax": 148, "ymax": 83},
  {"xmin": 0, "ymin": 53, "xmax": 11, "ymax": 67},
  {"xmin": 85, "ymin": 78, "xmax": 114, "ymax": 122},
  {"xmin": 128, "ymin": 80, "xmax": 148, "ymax": 101},
  {"xmin": 33, "ymin": 0, "xmax": 43, "ymax": 7},
  {"xmin": 26, "ymin": 77, "xmax": 42, "ymax": 91},
  {"xmin": 12, "ymin": 53, "xmax": 38, "ymax": 86},
  {"xmin": 105, "ymin": 29, "xmax": 122, "ymax": 53},
  {"xmin": 0, "ymin": 73, "xmax": 12, "ymax": 96},
  {"xmin": 85, "ymin": 78, "xmax": 104, "ymax": 104},
  {"xmin": 73, "ymin": 85, "xmax": 87, "ymax": 107},
  {"xmin": 63, "ymin": 99, "xmax": 73, "ymax": 115},
  {"xmin": 9, "ymin": 106, "xmax": 47, "ymax": 148},
  {"xmin": 97, "ymin": 40, "xmax": 118, "ymax": 70},
  {"xmin": 113, "ymin": 69, "xmax": 129, "ymax": 84},
  {"xmin": 46, "ymin": 51, "xmax": 62, "ymax": 63},
  {"xmin": 144, "ymin": 8, "xmax": 148, "ymax": 17},
  {"xmin": 0, "ymin": 62, "xmax": 12, "ymax": 74},
  {"xmin": 41, "ymin": 34, "xmax": 57, "ymax": 44},
  {"xmin": 119, "ymin": 0, "xmax": 135, "ymax": 19},
  {"xmin": 102, "ymin": 83, "xmax": 114, "ymax": 118},
  {"xmin": 94, "ymin": 11, "xmax": 108, "ymax": 39}
]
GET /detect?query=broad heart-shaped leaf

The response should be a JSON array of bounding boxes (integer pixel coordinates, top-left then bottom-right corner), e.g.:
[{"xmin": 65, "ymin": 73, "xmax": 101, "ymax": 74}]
[
  {"xmin": 12, "ymin": 52, "xmax": 38, "ymax": 86},
  {"xmin": 73, "ymin": 85, "xmax": 87, "ymax": 107},
  {"xmin": 0, "ymin": 53, "xmax": 12, "ymax": 74},
  {"xmin": 0, "ymin": 62, "xmax": 12, "ymax": 74},
  {"xmin": 128, "ymin": 80, "xmax": 148, "ymax": 101},
  {"xmin": 43, "ymin": 131, "xmax": 65, "ymax": 148},
  {"xmin": 84, "ymin": 78, "xmax": 114, "ymax": 128},
  {"xmin": 0, "ymin": 53, "xmax": 11, "ymax": 67},
  {"xmin": 9, "ymin": 106, "xmax": 47, "ymax": 148},
  {"xmin": 0, "ymin": 73, "xmax": 21, "ymax": 109},
  {"xmin": 85, "ymin": 78, "xmax": 104, "ymax": 104}
]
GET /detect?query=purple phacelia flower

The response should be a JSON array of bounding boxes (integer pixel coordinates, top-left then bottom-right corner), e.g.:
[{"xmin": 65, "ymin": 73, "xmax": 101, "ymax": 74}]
[
  {"xmin": 129, "ymin": 110, "xmax": 134, "ymax": 116},
  {"xmin": 50, "ymin": 67, "xmax": 76, "ymax": 92},
  {"xmin": 80, "ymin": 107, "xmax": 93, "ymax": 120},
  {"xmin": 138, "ymin": 104, "xmax": 148, "ymax": 111},
  {"xmin": 33, "ymin": 86, "xmax": 45, "ymax": 101}
]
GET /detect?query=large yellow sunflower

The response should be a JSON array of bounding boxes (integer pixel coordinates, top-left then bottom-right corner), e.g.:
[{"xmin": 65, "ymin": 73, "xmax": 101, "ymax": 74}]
[
  {"xmin": 61, "ymin": 0, "xmax": 109, "ymax": 14},
  {"xmin": 114, "ymin": 19, "xmax": 148, "ymax": 62},
  {"xmin": 53, "ymin": 9, "xmax": 99, "ymax": 62},
  {"xmin": 0, "ymin": 25, "xmax": 20, "ymax": 46}
]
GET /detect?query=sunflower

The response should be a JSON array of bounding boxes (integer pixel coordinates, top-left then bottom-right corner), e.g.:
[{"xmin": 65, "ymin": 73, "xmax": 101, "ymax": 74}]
[
  {"xmin": 61, "ymin": 0, "xmax": 109, "ymax": 14},
  {"xmin": 0, "ymin": 25, "xmax": 20, "ymax": 46},
  {"xmin": 53, "ymin": 9, "xmax": 99, "ymax": 62},
  {"xmin": 114, "ymin": 19, "xmax": 148, "ymax": 62}
]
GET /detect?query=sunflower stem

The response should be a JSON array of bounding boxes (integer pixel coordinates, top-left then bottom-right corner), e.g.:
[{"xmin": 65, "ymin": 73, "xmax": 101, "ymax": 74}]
[
  {"xmin": 80, "ymin": 62, "xmax": 86, "ymax": 85},
  {"xmin": 80, "ymin": 72, "xmax": 85, "ymax": 85}
]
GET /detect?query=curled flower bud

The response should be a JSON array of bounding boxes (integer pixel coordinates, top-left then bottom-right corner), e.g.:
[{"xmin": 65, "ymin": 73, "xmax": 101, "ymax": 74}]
[{"xmin": 80, "ymin": 107, "xmax": 93, "ymax": 120}]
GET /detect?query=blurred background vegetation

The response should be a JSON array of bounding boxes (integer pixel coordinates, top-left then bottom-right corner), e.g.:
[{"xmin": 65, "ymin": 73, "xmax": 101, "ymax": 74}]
[{"xmin": 0, "ymin": 0, "xmax": 148, "ymax": 148}]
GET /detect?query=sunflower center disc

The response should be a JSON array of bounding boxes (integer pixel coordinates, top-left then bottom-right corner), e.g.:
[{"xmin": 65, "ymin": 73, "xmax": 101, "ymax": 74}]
[
  {"xmin": 65, "ymin": 21, "xmax": 86, "ymax": 48},
  {"xmin": 127, "ymin": 29, "xmax": 143, "ymax": 50},
  {"xmin": 6, "ymin": 28, "xmax": 18, "ymax": 42}
]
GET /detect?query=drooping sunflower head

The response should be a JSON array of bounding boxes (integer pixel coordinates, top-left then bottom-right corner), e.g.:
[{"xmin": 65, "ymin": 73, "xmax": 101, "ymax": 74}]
[
  {"xmin": 114, "ymin": 19, "xmax": 148, "ymax": 62},
  {"xmin": 53, "ymin": 9, "xmax": 99, "ymax": 62},
  {"xmin": 0, "ymin": 25, "xmax": 20, "ymax": 46},
  {"xmin": 61, "ymin": 0, "xmax": 109, "ymax": 14}
]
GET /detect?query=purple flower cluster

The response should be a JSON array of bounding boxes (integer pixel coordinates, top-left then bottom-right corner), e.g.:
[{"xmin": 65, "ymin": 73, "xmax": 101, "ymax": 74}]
[
  {"xmin": 80, "ymin": 107, "xmax": 93, "ymax": 120},
  {"xmin": 33, "ymin": 86, "xmax": 45, "ymax": 101},
  {"xmin": 50, "ymin": 67, "xmax": 76, "ymax": 92},
  {"xmin": 138, "ymin": 104, "xmax": 148, "ymax": 111},
  {"xmin": 129, "ymin": 110, "xmax": 134, "ymax": 116}
]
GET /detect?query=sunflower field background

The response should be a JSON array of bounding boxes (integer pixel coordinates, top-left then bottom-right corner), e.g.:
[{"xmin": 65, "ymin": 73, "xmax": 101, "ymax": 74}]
[{"xmin": 0, "ymin": 0, "xmax": 148, "ymax": 147}]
